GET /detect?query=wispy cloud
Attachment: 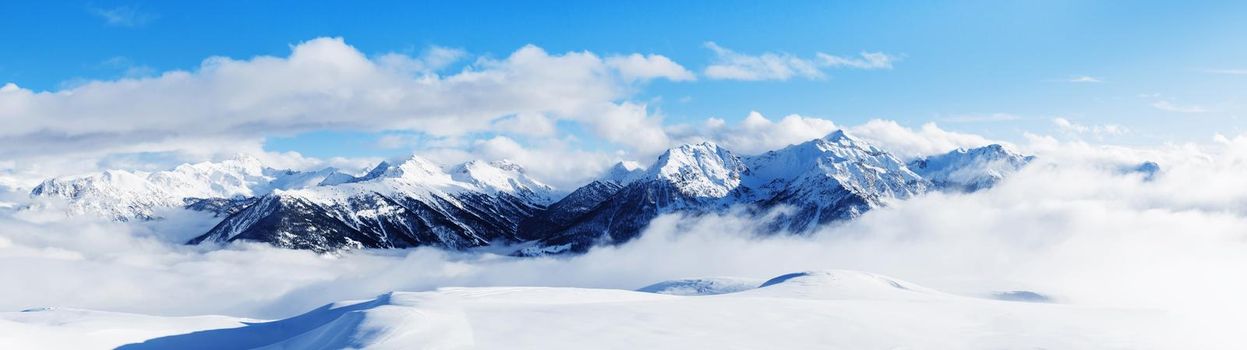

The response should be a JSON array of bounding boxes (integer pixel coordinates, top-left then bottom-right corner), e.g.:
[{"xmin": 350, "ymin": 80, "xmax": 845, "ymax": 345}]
[
  {"xmin": 1151, "ymin": 100, "xmax": 1207, "ymax": 113},
  {"xmin": 816, "ymin": 52, "xmax": 896, "ymax": 70},
  {"xmin": 1052, "ymin": 117, "xmax": 1127, "ymax": 136},
  {"xmin": 940, "ymin": 113, "xmax": 1023, "ymax": 123},
  {"xmin": 98, "ymin": 56, "xmax": 156, "ymax": 78},
  {"xmin": 1202, "ymin": 69, "xmax": 1247, "ymax": 75},
  {"xmin": 1045, "ymin": 75, "xmax": 1103, "ymax": 83},
  {"xmin": 89, "ymin": 5, "xmax": 156, "ymax": 27},
  {"xmin": 1066, "ymin": 75, "xmax": 1103, "ymax": 83},
  {"xmin": 702, "ymin": 42, "xmax": 898, "ymax": 81}
]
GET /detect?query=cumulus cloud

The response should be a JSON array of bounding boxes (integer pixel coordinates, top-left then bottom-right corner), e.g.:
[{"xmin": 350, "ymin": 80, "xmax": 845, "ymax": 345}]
[
  {"xmin": 0, "ymin": 37, "xmax": 691, "ymax": 183},
  {"xmin": 491, "ymin": 112, "xmax": 558, "ymax": 137},
  {"xmin": 847, "ymin": 119, "xmax": 1000, "ymax": 159},
  {"xmin": 415, "ymin": 135, "xmax": 624, "ymax": 190},
  {"xmin": 605, "ymin": 54, "xmax": 696, "ymax": 82},
  {"xmin": 702, "ymin": 42, "xmax": 896, "ymax": 81},
  {"xmin": 580, "ymin": 102, "xmax": 671, "ymax": 155},
  {"xmin": 668, "ymin": 112, "xmax": 840, "ymax": 154},
  {"xmin": 374, "ymin": 46, "xmax": 466, "ymax": 74}
]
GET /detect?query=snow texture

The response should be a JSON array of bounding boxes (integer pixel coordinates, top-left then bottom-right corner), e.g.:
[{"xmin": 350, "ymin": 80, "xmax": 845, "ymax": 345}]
[{"xmin": 1, "ymin": 270, "xmax": 1178, "ymax": 349}]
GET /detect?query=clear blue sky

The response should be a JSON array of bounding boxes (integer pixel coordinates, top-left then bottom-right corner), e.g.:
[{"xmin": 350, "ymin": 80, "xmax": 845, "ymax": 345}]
[{"xmin": 3, "ymin": 1, "xmax": 1246, "ymax": 158}]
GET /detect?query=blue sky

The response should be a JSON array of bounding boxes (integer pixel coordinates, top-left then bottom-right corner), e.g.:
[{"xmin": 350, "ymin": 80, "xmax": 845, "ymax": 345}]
[{"xmin": 3, "ymin": 1, "xmax": 1246, "ymax": 162}]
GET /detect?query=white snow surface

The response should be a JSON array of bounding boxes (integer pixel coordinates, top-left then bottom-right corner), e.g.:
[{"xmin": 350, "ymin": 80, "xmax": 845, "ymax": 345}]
[
  {"xmin": 1, "ymin": 270, "xmax": 1182, "ymax": 349},
  {"xmin": 636, "ymin": 276, "xmax": 762, "ymax": 295}
]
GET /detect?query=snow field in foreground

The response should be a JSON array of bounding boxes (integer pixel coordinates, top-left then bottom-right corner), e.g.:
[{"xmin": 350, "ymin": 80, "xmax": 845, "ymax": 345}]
[{"xmin": 1, "ymin": 270, "xmax": 1188, "ymax": 350}]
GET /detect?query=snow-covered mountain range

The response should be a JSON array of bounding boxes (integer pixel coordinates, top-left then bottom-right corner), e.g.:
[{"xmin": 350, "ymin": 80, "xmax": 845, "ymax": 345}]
[
  {"xmin": 27, "ymin": 156, "xmax": 353, "ymax": 221},
  {"xmin": 26, "ymin": 131, "xmax": 1034, "ymax": 254}
]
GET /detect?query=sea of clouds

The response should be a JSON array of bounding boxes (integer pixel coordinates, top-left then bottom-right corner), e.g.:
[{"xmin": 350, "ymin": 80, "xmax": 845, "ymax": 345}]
[{"xmin": 2, "ymin": 135, "xmax": 1247, "ymax": 345}]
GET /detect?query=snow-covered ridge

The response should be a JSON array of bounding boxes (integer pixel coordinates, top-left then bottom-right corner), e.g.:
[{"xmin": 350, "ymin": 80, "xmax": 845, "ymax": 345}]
[
  {"xmin": 746, "ymin": 130, "xmax": 927, "ymax": 201},
  {"xmin": 602, "ymin": 161, "xmax": 645, "ymax": 185},
  {"xmin": 28, "ymin": 156, "xmax": 347, "ymax": 221},
  {"xmin": 26, "ymin": 154, "xmax": 556, "ymax": 221},
  {"xmin": 908, "ymin": 144, "xmax": 1034, "ymax": 192}
]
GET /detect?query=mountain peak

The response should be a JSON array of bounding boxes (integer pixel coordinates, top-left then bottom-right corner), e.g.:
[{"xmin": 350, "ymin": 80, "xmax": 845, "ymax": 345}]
[
  {"xmin": 452, "ymin": 159, "xmax": 555, "ymax": 203},
  {"xmin": 348, "ymin": 155, "xmax": 451, "ymax": 185},
  {"xmin": 646, "ymin": 142, "xmax": 747, "ymax": 198},
  {"xmin": 745, "ymin": 132, "xmax": 925, "ymax": 210},
  {"xmin": 909, "ymin": 144, "xmax": 1032, "ymax": 192},
  {"xmin": 602, "ymin": 161, "xmax": 645, "ymax": 185},
  {"xmin": 823, "ymin": 129, "xmax": 852, "ymax": 141}
]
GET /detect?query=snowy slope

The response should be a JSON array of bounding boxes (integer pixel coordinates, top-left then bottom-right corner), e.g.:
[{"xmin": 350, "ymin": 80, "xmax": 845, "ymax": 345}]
[
  {"xmin": 0, "ymin": 308, "xmax": 252, "ymax": 350},
  {"xmin": 636, "ymin": 277, "xmax": 762, "ymax": 295},
  {"xmin": 2, "ymin": 270, "xmax": 1182, "ymax": 349}
]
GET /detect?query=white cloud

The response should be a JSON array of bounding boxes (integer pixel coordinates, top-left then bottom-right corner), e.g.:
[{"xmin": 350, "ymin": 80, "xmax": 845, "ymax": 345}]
[
  {"xmin": 847, "ymin": 119, "xmax": 1000, "ymax": 159},
  {"xmin": 468, "ymin": 136, "xmax": 622, "ymax": 189},
  {"xmin": 703, "ymin": 42, "xmax": 898, "ymax": 81},
  {"xmin": 668, "ymin": 112, "xmax": 840, "ymax": 154},
  {"xmin": 374, "ymin": 46, "xmax": 466, "ymax": 75},
  {"xmin": 1151, "ymin": 100, "xmax": 1207, "ymax": 113},
  {"xmin": 940, "ymin": 113, "xmax": 1023, "ymax": 123},
  {"xmin": 580, "ymin": 102, "xmax": 671, "ymax": 155},
  {"xmin": 492, "ymin": 113, "xmax": 558, "ymax": 137},
  {"xmin": 1052, "ymin": 117, "xmax": 1127, "ymax": 138},
  {"xmin": 0, "ymin": 37, "xmax": 695, "ymax": 182},
  {"xmin": 605, "ymin": 54, "xmax": 695, "ymax": 82},
  {"xmin": 816, "ymin": 52, "xmax": 897, "ymax": 70},
  {"xmin": 665, "ymin": 114, "xmax": 999, "ymax": 159},
  {"xmin": 1066, "ymin": 75, "xmax": 1103, "ymax": 83},
  {"xmin": 88, "ymin": 6, "xmax": 156, "ymax": 27},
  {"xmin": 1202, "ymin": 69, "xmax": 1247, "ymax": 75},
  {"xmin": 703, "ymin": 42, "xmax": 824, "ymax": 81}
]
